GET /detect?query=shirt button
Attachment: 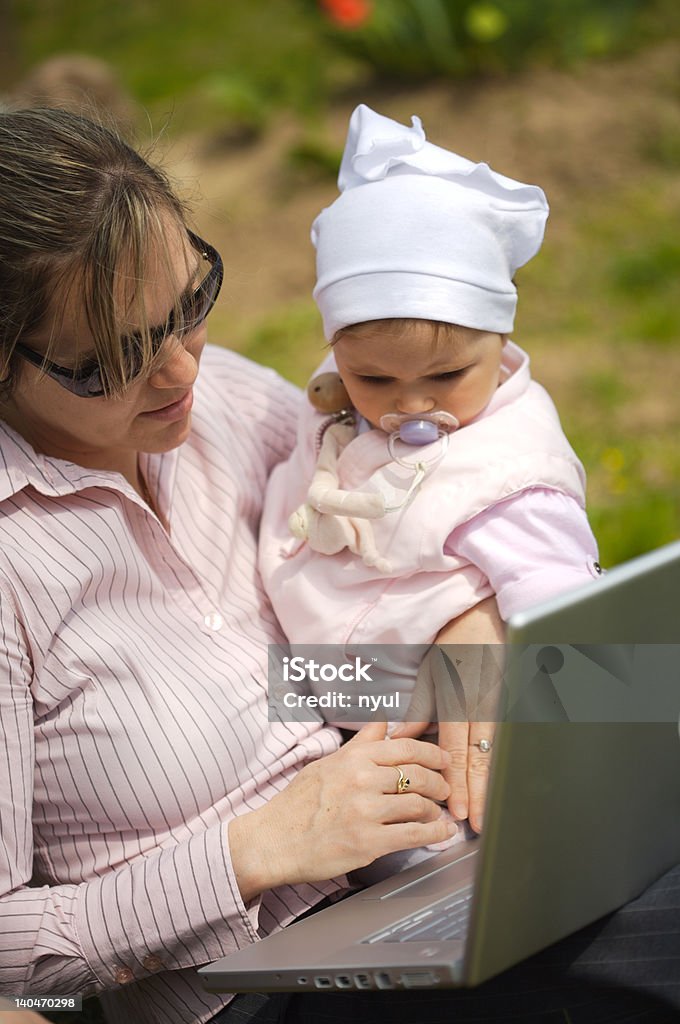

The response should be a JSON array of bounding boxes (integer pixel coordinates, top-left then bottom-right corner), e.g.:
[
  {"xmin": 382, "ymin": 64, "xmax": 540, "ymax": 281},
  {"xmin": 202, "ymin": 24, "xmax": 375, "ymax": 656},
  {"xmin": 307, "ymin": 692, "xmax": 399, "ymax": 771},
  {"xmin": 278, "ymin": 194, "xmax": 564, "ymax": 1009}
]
[
  {"xmin": 142, "ymin": 954, "xmax": 164, "ymax": 972},
  {"xmin": 114, "ymin": 966, "xmax": 134, "ymax": 984},
  {"xmin": 204, "ymin": 611, "xmax": 224, "ymax": 631}
]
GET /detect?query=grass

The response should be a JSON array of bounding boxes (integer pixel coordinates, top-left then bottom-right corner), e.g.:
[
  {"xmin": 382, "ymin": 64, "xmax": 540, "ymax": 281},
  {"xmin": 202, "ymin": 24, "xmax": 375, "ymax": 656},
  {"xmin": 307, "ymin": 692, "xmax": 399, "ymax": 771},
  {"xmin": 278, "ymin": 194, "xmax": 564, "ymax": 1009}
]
[
  {"xmin": 239, "ymin": 302, "xmax": 327, "ymax": 387},
  {"xmin": 511, "ymin": 178, "xmax": 680, "ymax": 566}
]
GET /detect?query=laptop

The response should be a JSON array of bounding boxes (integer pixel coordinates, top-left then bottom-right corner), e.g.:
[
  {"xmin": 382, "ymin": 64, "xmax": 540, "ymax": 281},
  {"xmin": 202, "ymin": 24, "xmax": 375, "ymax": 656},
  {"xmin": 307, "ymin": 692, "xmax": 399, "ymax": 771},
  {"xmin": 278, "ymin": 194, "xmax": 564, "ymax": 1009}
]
[{"xmin": 200, "ymin": 539, "xmax": 680, "ymax": 994}]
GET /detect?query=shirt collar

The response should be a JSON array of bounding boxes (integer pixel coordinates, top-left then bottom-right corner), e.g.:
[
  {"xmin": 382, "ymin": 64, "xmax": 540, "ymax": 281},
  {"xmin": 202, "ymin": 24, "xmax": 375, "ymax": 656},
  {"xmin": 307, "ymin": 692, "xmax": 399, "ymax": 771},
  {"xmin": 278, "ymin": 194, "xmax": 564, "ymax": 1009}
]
[{"xmin": 0, "ymin": 419, "xmax": 177, "ymax": 516}]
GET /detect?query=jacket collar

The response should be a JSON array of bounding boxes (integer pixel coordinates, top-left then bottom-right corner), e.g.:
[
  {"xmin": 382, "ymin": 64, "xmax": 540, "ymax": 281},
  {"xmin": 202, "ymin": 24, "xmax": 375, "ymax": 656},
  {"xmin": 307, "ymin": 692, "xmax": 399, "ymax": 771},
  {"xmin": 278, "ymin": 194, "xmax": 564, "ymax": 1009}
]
[{"xmin": 472, "ymin": 339, "xmax": 531, "ymax": 420}]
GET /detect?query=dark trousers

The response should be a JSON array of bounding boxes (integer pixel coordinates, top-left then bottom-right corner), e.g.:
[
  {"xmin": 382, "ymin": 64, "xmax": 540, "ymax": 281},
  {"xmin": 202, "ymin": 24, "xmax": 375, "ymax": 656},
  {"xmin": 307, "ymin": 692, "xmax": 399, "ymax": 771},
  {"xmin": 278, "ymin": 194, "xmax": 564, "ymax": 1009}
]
[{"xmin": 210, "ymin": 862, "xmax": 680, "ymax": 1023}]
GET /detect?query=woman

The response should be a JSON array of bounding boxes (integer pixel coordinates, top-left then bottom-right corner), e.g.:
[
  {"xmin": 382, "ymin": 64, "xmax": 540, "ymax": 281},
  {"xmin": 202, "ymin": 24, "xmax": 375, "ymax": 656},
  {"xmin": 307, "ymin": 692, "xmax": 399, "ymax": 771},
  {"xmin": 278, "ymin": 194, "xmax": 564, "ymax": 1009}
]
[
  {"xmin": 0, "ymin": 109, "xmax": 675, "ymax": 1024},
  {"xmin": 0, "ymin": 106, "xmax": 481, "ymax": 1024}
]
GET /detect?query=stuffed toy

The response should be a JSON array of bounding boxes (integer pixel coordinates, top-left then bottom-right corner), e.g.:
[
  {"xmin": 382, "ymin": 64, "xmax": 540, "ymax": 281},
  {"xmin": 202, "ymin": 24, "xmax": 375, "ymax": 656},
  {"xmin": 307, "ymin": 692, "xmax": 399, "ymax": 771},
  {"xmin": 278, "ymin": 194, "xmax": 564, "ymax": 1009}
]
[{"xmin": 288, "ymin": 372, "xmax": 392, "ymax": 573}]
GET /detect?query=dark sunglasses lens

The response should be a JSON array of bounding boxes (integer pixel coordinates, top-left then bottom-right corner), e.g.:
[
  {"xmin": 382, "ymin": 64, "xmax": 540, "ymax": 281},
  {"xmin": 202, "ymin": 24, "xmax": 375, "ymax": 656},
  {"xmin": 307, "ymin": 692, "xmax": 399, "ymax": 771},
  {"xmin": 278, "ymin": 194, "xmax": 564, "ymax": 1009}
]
[
  {"xmin": 176, "ymin": 270, "xmax": 220, "ymax": 337},
  {"xmin": 37, "ymin": 356, "xmax": 103, "ymax": 397},
  {"xmin": 74, "ymin": 241, "xmax": 221, "ymax": 395},
  {"xmin": 83, "ymin": 367, "xmax": 105, "ymax": 397},
  {"xmin": 87, "ymin": 375, "xmax": 105, "ymax": 396}
]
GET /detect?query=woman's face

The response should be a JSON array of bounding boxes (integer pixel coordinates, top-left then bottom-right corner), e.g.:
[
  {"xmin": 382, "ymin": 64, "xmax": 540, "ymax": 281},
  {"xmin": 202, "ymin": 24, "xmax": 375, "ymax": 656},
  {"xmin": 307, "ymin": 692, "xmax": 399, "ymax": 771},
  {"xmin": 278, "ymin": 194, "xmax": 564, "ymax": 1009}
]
[{"xmin": 2, "ymin": 221, "xmax": 208, "ymax": 479}]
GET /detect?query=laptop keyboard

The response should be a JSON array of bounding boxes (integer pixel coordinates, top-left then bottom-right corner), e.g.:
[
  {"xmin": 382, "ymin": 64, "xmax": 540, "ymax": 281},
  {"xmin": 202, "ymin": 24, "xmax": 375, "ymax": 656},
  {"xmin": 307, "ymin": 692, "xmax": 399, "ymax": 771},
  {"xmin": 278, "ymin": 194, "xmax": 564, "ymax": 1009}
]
[{"xmin": 363, "ymin": 886, "xmax": 474, "ymax": 944}]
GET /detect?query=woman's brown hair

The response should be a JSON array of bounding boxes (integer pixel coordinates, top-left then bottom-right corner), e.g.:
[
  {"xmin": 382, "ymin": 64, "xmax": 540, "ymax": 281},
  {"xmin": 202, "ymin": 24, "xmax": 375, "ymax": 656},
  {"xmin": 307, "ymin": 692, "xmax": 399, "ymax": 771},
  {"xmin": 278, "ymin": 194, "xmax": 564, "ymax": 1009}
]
[{"xmin": 0, "ymin": 107, "xmax": 190, "ymax": 398}]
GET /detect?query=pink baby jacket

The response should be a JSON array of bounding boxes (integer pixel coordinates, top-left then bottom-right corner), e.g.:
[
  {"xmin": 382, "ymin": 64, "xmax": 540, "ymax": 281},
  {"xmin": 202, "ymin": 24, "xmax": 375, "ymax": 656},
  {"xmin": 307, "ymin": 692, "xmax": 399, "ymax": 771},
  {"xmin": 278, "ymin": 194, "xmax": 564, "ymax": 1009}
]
[{"xmin": 259, "ymin": 342, "xmax": 586, "ymax": 671}]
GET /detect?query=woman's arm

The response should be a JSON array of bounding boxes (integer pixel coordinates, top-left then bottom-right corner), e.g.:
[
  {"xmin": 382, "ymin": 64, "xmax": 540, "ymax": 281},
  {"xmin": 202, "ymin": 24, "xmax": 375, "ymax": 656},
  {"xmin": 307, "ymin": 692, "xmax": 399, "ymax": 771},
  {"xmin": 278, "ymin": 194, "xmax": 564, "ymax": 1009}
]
[
  {"xmin": 0, "ymin": 594, "xmax": 96, "ymax": 996},
  {"xmin": 0, "ymin": 595, "xmax": 260, "ymax": 996},
  {"xmin": 431, "ymin": 600, "xmax": 504, "ymax": 833},
  {"xmin": 393, "ymin": 596, "xmax": 505, "ymax": 834}
]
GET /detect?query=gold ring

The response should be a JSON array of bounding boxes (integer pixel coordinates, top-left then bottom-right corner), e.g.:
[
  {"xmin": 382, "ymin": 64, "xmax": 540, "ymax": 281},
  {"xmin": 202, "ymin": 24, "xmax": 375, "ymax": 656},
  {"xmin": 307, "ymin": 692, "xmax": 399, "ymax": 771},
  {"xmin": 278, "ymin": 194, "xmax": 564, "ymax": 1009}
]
[{"xmin": 394, "ymin": 766, "xmax": 410, "ymax": 794}]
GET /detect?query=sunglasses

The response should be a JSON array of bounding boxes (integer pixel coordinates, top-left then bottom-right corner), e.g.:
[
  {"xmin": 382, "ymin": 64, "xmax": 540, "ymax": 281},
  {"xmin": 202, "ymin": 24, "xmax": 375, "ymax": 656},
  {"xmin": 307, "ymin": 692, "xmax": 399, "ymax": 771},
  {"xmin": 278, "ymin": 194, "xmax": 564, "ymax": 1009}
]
[{"xmin": 13, "ymin": 231, "xmax": 224, "ymax": 398}]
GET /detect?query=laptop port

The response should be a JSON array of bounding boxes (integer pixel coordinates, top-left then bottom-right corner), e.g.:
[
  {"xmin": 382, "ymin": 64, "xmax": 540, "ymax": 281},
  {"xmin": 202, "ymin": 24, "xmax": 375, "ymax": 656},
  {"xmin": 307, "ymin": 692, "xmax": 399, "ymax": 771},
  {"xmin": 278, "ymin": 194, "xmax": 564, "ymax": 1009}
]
[
  {"xmin": 335, "ymin": 975, "xmax": 352, "ymax": 988},
  {"xmin": 400, "ymin": 971, "xmax": 438, "ymax": 988},
  {"xmin": 297, "ymin": 977, "xmax": 308, "ymax": 986},
  {"xmin": 375, "ymin": 972, "xmax": 394, "ymax": 989},
  {"xmin": 353, "ymin": 974, "xmax": 372, "ymax": 989},
  {"xmin": 314, "ymin": 976, "xmax": 332, "ymax": 989}
]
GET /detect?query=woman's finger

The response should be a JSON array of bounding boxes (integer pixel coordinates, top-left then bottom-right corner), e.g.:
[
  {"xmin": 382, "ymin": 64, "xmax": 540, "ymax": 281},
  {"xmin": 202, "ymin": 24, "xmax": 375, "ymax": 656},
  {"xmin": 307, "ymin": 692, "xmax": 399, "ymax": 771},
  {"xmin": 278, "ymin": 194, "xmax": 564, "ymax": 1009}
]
[
  {"xmin": 371, "ymin": 736, "xmax": 451, "ymax": 772},
  {"xmin": 389, "ymin": 719, "xmax": 432, "ymax": 739},
  {"xmin": 437, "ymin": 719, "xmax": 471, "ymax": 821},
  {"xmin": 381, "ymin": 793, "xmax": 445, "ymax": 825},
  {"xmin": 466, "ymin": 721, "xmax": 495, "ymax": 832},
  {"xmin": 379, "ymin": 764, "xmax": 450, "ymax": 803},
  {"xmin": 350, "ymin": 720, "xmax": 389, "ymax": 745},
  {"xmin": 382, "ymin": 817, "xmax": 454, "ymax": 851}
]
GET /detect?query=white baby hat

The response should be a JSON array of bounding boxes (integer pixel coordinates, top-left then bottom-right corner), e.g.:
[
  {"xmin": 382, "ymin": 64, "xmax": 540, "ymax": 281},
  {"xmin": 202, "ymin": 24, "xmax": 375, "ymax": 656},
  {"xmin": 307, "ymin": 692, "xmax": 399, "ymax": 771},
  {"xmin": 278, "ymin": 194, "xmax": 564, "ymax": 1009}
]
[{"xmin": 312, "ymin": 103, "xmax": 549, "ymax": 340}]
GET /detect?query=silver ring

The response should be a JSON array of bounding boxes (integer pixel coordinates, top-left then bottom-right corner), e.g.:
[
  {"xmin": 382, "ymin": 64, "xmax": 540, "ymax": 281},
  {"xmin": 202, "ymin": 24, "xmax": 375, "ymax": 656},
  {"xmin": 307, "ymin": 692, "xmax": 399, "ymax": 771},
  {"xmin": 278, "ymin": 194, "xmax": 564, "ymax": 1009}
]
[{"xmin": 471, "ymin": 738, "xmax": 492, "ymax": 753}]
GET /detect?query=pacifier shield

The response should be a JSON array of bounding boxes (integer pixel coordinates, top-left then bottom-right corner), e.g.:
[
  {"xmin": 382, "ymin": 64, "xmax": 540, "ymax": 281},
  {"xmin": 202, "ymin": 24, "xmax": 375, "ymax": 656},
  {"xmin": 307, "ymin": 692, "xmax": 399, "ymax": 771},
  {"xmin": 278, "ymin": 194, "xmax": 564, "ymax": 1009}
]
[{"xmin": 379, "ymin": 411, "xmax": 459, "ymax": 445}]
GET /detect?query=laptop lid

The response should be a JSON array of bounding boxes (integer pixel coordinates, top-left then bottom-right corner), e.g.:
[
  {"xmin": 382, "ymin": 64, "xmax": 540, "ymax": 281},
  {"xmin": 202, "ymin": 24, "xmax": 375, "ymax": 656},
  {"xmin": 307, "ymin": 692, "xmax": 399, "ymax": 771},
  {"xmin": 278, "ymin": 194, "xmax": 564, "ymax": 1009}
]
[{"xmin": 465, "ymin": 539, "xmax": 680, "ymax": 984}]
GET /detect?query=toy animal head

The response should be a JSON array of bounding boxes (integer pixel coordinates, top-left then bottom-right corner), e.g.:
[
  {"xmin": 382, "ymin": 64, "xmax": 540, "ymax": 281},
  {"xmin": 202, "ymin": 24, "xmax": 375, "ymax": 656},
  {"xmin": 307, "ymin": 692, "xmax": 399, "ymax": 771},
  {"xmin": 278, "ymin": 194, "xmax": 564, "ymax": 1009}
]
[{"xmin": 307, "ymin": 372, "xmax": 351, "ymax": 414}]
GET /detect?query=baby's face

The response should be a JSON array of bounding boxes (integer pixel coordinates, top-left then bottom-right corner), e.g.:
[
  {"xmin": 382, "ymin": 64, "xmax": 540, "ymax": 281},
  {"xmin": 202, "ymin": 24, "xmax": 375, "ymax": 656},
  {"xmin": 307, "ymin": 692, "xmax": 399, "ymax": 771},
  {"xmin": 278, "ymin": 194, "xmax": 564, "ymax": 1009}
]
[{"xmin": 333, "ymin": 321, "xmax": 505, "ymax": 430}]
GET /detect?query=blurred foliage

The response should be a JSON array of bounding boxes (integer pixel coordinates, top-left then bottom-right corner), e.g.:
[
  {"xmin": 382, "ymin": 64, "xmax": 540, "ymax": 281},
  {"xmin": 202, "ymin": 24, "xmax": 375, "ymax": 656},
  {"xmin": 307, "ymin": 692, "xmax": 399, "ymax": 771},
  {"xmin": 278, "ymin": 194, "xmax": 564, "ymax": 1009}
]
[
  {"xmin": 12, "ymin": 0, "xmax": 357, "ymax": 133},
  {"xmin": 504, "ymin": 182, "xmax": 680, "ymax": 567},
  {"xmin": 12, "ymin": 0, "xmax": 680, "ymax": 133},
  {"xmin": 312, "ymin": 0, "xmax": 680, "ymax": 80},
  {"xmin": 241, "ymin": 302, "xmax": 325, "ymax": 385},
  {"xmin": 286, "ymin": 137, "xmax": 345, "ymax": 181}
]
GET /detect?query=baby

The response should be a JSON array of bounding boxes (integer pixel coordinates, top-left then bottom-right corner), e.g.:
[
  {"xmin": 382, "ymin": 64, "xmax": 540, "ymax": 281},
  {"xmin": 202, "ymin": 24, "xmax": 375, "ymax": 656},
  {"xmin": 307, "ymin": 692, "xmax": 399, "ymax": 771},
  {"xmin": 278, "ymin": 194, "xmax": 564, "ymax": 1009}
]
[{"xmin": 259, "ymin": 105, "xmax": 599, "ymax": 868}]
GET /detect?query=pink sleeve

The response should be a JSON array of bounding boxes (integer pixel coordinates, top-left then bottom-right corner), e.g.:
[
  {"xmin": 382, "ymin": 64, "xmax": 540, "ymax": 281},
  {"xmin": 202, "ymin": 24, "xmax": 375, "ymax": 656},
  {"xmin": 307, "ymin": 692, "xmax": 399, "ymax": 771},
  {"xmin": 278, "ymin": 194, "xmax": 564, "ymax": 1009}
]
[{"xmin": 444, "ymin": 489, "xmax": 600, "ymax": 621}]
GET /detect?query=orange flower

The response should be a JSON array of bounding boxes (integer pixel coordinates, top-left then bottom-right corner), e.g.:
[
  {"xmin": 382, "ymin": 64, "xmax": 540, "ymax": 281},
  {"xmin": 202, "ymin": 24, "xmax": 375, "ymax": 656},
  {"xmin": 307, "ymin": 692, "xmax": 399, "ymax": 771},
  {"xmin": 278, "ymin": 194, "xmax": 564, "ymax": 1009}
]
[{"xmin": 320, "ymin": 0, "xmax": 372, "ymax": 29}]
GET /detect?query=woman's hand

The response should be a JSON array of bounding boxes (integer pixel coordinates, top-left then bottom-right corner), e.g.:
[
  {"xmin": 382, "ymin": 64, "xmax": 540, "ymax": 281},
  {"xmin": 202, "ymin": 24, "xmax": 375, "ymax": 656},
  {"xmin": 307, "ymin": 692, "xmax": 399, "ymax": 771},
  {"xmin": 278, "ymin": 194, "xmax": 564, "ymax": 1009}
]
[
  {"xmin": 392, "ymin": 596, "xmax": 505, "ymax": 833},
  {"xmin": 229, "ymin": 722, "xmax": 453, "ymax": 902}
]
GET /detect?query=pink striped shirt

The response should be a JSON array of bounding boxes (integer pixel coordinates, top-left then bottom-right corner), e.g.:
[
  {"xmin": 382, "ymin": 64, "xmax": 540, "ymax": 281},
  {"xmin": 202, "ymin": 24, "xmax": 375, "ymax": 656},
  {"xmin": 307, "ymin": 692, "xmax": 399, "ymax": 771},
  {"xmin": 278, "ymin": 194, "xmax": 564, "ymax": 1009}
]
[{"xmin": 0, "ymin": 345, "xmax": 344, "ymax": 1024}]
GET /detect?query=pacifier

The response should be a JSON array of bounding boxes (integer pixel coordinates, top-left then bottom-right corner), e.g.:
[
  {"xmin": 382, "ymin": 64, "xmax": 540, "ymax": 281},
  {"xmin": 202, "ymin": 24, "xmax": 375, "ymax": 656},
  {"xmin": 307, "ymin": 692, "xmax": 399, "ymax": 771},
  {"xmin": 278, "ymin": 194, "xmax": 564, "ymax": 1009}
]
[
  {"xmin": 379, "ymin": 411, "xmax": 459, "ymax": 446},
  {"xmin": 379, "ymin": 412, "xmax": 458, "ymax": 510}
]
